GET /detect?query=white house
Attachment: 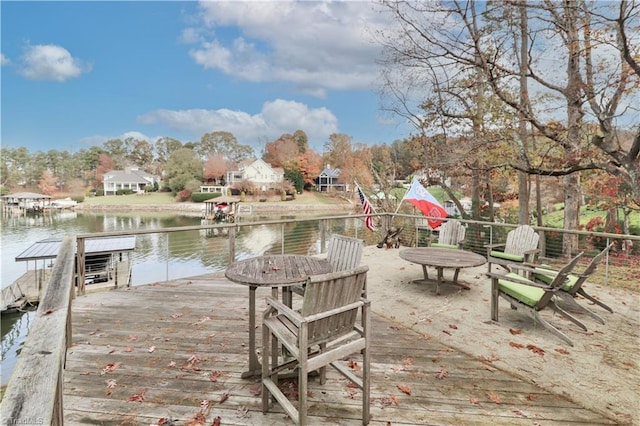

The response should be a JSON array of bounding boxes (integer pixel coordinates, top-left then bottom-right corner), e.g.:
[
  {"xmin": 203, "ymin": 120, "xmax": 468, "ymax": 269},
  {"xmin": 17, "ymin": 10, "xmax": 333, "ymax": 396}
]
[
  {"xmin": 103, "ymin": 168, "xmax": 160, "ymax": 196},
  {"xmin": 225, "ymin": 159, "xmax": 284, "ymax": 191}
]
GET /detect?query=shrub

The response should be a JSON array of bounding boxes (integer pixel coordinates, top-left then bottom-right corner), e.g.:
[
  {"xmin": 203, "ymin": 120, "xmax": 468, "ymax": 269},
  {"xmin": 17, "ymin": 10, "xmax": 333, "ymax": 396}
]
[
  {"xmin": 71, "ymin": 195, "xmax": 84, "ymax": 203},
  {"xmin": 175, "ymin": 189, "xmax": 191, "ymax": 202},
  {"xmin": 116, "ymin": 189, "xmax": 134, "ymax": 195},
  {"xmin": 191, "ymin": 192, "xmax": 221, "ymax": 203}
]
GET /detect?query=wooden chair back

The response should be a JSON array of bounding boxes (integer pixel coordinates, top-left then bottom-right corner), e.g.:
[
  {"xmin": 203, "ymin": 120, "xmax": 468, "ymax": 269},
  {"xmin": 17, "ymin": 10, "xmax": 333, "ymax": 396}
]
[
  {"xmin": 504, "ymin": 225, "xmax": 539, "ymax": 257},
  {"xmin": 326, "ymin": 234, "xmax": 364, "ymax": 272},
  {"xmin": 534, "ymin": 252, "xmax": 583, "ymax": 309},
  {"xmin": 437, "ymin": 220, "xmax": 466, "ymax": 247},
  {"xmin": 300, "ymin": 265, "xmax": 368, "ymax": 346},
  {"xmin": 565, "ymin": 243, "xmax": 613, "ymax": 295}
]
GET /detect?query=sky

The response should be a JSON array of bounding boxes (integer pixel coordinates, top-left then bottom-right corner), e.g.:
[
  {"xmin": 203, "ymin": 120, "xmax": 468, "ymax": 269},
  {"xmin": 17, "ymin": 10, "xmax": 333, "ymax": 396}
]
[{"xmin": 1, "ymin": 0, "xmax": 411, "ymax": 155}]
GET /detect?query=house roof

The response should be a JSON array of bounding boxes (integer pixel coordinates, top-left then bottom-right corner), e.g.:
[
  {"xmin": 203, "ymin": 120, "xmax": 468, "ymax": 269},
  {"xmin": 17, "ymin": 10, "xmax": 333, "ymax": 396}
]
[
  {"xmin": 103, "ymin": 169, "xmax": 157, "ymax": 184},
  {"xmin": 319, "ymin": 168, "xmax": 341, "ymax": 178},
  {"xmin": 15, "ymin": 236, "xmax": 137, "ymax": 261},
  {"xmin": 2, "ymin": 192, "xmax": 52, "ymax": 200}
]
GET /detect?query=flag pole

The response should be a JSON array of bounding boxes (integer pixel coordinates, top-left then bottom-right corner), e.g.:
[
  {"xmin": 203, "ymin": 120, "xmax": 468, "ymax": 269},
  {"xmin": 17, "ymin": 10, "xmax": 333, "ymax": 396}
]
[{"xmin": 394, "ymin": 177, "xmax": 414, "ymax": 214}]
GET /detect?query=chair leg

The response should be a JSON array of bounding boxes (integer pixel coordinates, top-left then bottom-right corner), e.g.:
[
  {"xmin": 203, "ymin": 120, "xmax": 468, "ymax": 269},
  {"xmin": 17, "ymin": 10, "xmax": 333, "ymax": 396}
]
[
  {"xmin": 530, "ymin": 309, "xmax": 574, "ymax": 347},
  {"xmin": 262, "ymin": 325, "xmax": 271, "ymax": 413},
  {"xmin": 577, "ymin": 288, "xmax": 614, "ymax": 313},
  {"xmin": 319, "ymin": 342, "xmax": 327, "ymax": 385},
  {"xmin": 549, "ymin": 300, "xmax": 588, "ymax": 331},
  {"xmin": 557, "ymin": 292, "xmax": 605, "ymax": 325},
  {"xmin": 298, "ymin": 341, "xmax": 308, "ymax": 426}
]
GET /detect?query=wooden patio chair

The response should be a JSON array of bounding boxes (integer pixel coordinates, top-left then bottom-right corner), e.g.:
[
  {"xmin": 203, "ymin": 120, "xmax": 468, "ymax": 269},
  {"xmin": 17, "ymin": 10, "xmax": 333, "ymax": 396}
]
[
  {"xmin": 487, "ymin": 252, "xmax": 585, "ymax": 346},
  {"xmin": 532, "ymin": 243, "xmax": 614, "ymax": 324},
  {"xmin": 486, "ymin": 225, "xmax": 540, "ymax": 274},
  {"xmin": 428, "ymin": 219, "xmax": 466, "ymax": 249},
  {"xmin": 262, "ymin": 266, "xmax": 370, "ymax": 426},
  {"xmin": 291, "ymin": 234, "xmax": 364, "ymax": 297}
]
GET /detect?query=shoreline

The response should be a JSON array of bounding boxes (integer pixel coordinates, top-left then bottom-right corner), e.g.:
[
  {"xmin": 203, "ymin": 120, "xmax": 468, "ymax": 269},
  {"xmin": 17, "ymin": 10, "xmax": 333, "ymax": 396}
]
[{"xmin": 74, "ymin": 201, "xmax": 357, "ymax": 214}]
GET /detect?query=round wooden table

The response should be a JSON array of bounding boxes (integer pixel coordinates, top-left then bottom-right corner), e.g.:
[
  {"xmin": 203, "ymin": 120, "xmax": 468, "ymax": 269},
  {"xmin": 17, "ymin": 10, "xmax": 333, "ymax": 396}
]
[
  {"xmin": 399, "ymin": 247, "xmax": 486, "ymax": 295},
  {"xmin": 225, "ymin": 254, "xmax": 332, "ymax": 378}
]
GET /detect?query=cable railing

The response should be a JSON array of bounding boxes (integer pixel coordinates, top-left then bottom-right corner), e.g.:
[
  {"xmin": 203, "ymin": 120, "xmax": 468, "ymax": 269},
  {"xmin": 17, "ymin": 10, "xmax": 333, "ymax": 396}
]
[{"xmin": 1, "ymin": 213, "xmax": 638, "ymax": 424}]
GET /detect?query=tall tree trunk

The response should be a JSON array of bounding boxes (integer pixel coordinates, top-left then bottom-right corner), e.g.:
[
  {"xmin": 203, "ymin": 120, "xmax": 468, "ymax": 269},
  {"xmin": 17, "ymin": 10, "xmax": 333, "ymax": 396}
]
[
  {"xmin": 517, "ymin": 3, "xmax": 530, "ymax": 225},
  {"xmin": 562, "ymin": 0, "xmax": 584, "ymax": 256}
]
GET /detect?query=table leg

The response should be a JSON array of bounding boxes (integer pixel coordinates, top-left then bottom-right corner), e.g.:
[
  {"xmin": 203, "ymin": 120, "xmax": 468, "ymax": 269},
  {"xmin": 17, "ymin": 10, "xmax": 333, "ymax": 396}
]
[
  {"xmin": 436, "ymin": 267, "xmax": 443, "ymax": 295},
  {"xmin": 421, "ymin": 264, "xmax": 429, "ymax": 280},
  {"xmin": 242, "ymin": 286, "xmax": 261, "ymax": 379}
]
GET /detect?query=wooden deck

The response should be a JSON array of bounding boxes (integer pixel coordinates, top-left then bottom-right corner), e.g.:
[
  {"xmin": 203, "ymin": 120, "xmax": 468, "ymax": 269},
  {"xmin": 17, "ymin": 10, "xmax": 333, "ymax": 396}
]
[{"xmin": 64, "ymin": 273, "xmax": 616, "ymax": 425}]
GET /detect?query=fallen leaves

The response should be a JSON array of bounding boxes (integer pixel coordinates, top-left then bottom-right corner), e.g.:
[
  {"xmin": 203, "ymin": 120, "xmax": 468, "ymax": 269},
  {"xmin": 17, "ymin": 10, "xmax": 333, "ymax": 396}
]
[
  {"xmin": 526, "ymin": 344, "xmax": 545, "ymax": 356},
  {"xmin": 348, "ymin": 360, "xmax": 361, "ymax": 371},
  {"xmin": 105, "ymin": 379, "xmax": 117, "ymax": 395},
  {"xmin": 554, "ymin": 348, "xmax": 570, "ymax": 355},
  {"xmin": 128, "ymin": 391, "xmax": 145, "ymax": 402},
  {"xmin": 209, "ymin": 370, "xmax": 221, "ymax": 382},
  {"xmin": 192, "ymin": 316, "xmax": 211, "ymax": 326},
  {"xmin": 487, "ymin": 391, "xmax": 502, "ymax": 404},
  {"xmin": 509, "ymin": 328, "xmax": 523, "ymax": 335},
  {"xmin": 509, "ymin": 341, "xmax": 525, "ymax": 349},
  {"xmin": 436, "ymin": 368, "xmax": 448, "ymax": 380},
  {"xmin": 397, "ymin": 385, "xmax": 412, "ymax": 395},
  {"xmin": 101, "ymin": 362, "xmax": 121, "ymax": 375}
]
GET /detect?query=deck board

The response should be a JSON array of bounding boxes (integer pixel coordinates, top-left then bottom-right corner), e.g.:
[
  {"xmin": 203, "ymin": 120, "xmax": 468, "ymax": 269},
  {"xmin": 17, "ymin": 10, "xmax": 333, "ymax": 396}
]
[{"xmin": 64, "ymin": 273, "xmax": 615, "ymax": 425}]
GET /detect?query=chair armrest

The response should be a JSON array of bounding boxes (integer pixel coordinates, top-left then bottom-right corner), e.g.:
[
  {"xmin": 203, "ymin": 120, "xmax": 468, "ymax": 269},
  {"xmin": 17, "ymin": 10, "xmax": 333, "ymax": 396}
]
[
  {"xmin": 486, "ymin": 271, "xmax": 555, "ymax": 290},
  {"xmin": 264, "ymin": 296, "xmax": 304, "ymax": 326},
  {"xmin": 486, "ymin": 243, "xmax": 506, "ymax": 251}
]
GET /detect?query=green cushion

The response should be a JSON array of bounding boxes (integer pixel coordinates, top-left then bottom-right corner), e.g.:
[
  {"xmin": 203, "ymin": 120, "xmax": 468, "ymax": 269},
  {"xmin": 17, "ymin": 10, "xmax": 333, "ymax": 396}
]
[
  {"xmin": 533, "ymin": 267, "xmax": 578, "ymax": 291},
  {"xmin": 498, "ymin": 272, "xmax": 544, "ymax": 307},
  {"xmin": 490, "ymin": 251, "xmax": 524, "ymax": 262},
  {"xmin": 432, "ymin": 243, "xmax": 459, "ymax": 249}
]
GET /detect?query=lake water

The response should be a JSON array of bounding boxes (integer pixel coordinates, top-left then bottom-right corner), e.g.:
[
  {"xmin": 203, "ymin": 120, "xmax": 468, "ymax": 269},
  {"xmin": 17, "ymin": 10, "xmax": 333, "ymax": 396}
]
[{"xmin": 0, "ymin": 208, "xmax": 347, "ymax": 385}]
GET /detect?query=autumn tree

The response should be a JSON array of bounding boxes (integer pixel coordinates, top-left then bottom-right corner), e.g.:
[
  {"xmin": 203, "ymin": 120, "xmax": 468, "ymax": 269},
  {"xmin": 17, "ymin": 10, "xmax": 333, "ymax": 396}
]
[
  {"xmin": 197, "ymin": 131, "xmax": 254, "ymax": 163},
  {"xmin": 96, "ymin": 153, "xmax": 115, "ymax": 190},
  {"xmin": 204, "ymin": 154, "xmax": 229, "ymax": 185},
  {"xmin": 37, "ymin": 170, "xmax": 57, "ymax": 195},
  {"xmin": 164, "ymin": 148, "xmax": 203, "ymax": 194},
  {"xmin": 379, "ymin": 0, "xmax": 639, "ymax": 254}
]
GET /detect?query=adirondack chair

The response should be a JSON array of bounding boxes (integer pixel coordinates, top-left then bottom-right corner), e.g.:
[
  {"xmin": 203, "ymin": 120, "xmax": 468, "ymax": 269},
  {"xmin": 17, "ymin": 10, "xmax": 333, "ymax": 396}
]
[
  {"xmin": 262, "ymin": 266, "xmax": 371, "ymax": 426},
  {"xmin": 428, "ymin": 219, "xmax": 466, "ymax": 249},
  {"xmin": 532, "ymin": 243, "xmax": 614, "ymax": 324},
  {"xmin": 291, "ymin": 234, "xmax": 364, "ymax": 297},
  {"xmin": 486, "ymin": 225, "xmax": 540, "ymax": 274},
  {"xmin": 487, "ymin": 252, "xmax": 584, "ymax": 346}
]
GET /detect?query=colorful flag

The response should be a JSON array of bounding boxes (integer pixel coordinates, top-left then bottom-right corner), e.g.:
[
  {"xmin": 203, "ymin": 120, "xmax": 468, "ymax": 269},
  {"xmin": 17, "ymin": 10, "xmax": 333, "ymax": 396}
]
[
  {"xmin": 403, "ymin": 178, "xmax": 448, "ymax": 229},
  {"xmin": 356, "ymin": 186, "xmax": 376, "ymax": 232}
]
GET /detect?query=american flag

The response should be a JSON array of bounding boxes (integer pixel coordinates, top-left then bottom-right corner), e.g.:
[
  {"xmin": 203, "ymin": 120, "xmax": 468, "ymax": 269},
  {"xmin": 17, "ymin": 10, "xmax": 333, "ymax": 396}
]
[{"xmin": 357, "ymin": 186, "xmax": 376, "ymax": 232}]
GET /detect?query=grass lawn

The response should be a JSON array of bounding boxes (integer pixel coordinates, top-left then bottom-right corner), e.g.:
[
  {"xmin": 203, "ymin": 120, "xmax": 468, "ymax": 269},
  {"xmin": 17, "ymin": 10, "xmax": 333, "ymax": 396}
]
[
  {"xmin": 81, "ymin": 190, "xmax": 351, "ymax": 207},
  {"xmin": 543, "ymin": 205, "xmax": 640, "ymax": 232}
]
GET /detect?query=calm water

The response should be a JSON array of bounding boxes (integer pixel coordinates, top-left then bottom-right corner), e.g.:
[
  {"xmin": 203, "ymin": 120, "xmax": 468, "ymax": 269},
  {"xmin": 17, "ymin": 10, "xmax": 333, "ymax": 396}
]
[{"xmin": 1, "ymin": 209, "xmax": 337, "ymax": 385}]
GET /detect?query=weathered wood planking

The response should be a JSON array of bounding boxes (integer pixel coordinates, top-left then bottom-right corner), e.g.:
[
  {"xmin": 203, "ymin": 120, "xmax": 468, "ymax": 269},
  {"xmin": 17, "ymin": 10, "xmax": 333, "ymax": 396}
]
[
  {"xmin": 63, "ymin": 273, "xmax": 616, "ymax": 425},
  {"xmin": 1, "ymin": 236, "xmax": 76, "ymax": 426}
]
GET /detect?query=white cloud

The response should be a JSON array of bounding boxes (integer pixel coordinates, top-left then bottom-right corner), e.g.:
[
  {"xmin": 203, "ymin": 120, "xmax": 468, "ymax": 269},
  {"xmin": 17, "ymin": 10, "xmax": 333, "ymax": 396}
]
[
  {"xmin": 185, "ymin": 1, "xmax": 390, "ymax": 97},
  {"xmin": 0, "ymin": 54, "xmax": 10, "ymax": 66},
  {"xmin": 137, "ymin": 99, "xmax": 338, "ymax": 145},
  {"xmin": 19, "ymin": 44, "xmax": 89, "ymax": 81}
]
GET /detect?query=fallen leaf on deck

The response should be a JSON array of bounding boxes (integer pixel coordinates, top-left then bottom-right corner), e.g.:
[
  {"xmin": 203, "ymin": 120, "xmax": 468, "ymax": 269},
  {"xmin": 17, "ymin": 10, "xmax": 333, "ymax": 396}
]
[
  {"xmin": 105, "ymin": 379, "xmax": 117, "ymax": 395},
  {"xmin": 128, "ymin": 391, "xmax": 145, "ymax": 402},
  {"xmin": 402, "ymin": 357, "xmax": 414, "ymax": 367},
  {"xmin": 348, "ymin": 360, "xmax": 361, "ymax": 371},
  {"xmin": 170, "ymin": 313, "xmax": 183, "ymax": 319},
  {"xmin": 192, "ymin": 316, "xmax": 211, "ymax": 326},
  {"xmin": 526, "ymin": 344, "xmax": 545, "ymax": 356},
  {"xmin": 509, "ymin": 341, "xmax": 524, "ymax": 349},
  {"xmin": 469, "ymin": 398, "xmax": 479, "ymax": 405},
  {"xmin": 124, "ymin": 346, "xmax": 134, "ymax": 352},
  {"xmin": 42, "ymin": 309, "xmax": 55, "ymax": 315},
  {"xmin": 554, "ymin": 348, "xmax": 570, "ymax": 355},
  {"xmin": 101, "ymin": 362, "xmax": 121, "ymax": 375},
  {"xmin": 509, "ymin": 328, "xmax": 522, "ymax": 335},
  {"xmin": 219, "ymin": 392, "xmax": 230, "ymax": 404},
  {"xmin": 448, "ymin": 324, "xmax": 458, "ymax": 330},
  {"xmin": 212, "ymin": 416, "xmax": 221, "ymax": 426},
  {"xmin": 436, "ymin": 368, "xmax": 448, "ymax": 379},
  {"xmin": 148, "ymin": 346, "xmax": 156, "ymax": 353},
  {"xmin": 167, "ymin": 361, "xmax": 176, "ymax": 368},
  {"xmin": 487, "ymin": 391, "xmax": 501, "ymax": 404},
  {"xmin": 209, "ymin": 370, "xmax": 221, "ymax": 382},
  {"xmin": 128, "ymin": 334, "xmax": 138, "ymax": 341},
  {"xmin": 526, "ymin": 394, "xmax": 537, "ymax": 401},
  {"xmin": 442, "ymin": 330, "xmax": 452, "ymax": 336},
  {"xmin": 397, "ymin": 385, "xmax": 412, "ymax": 395}
]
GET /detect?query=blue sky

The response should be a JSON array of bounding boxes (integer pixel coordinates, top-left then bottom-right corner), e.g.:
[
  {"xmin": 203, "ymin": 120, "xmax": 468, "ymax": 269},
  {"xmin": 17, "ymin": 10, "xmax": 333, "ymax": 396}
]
[{"xmin": 1, "ymin": 1, "xmax": 410, "ymax": 154}]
